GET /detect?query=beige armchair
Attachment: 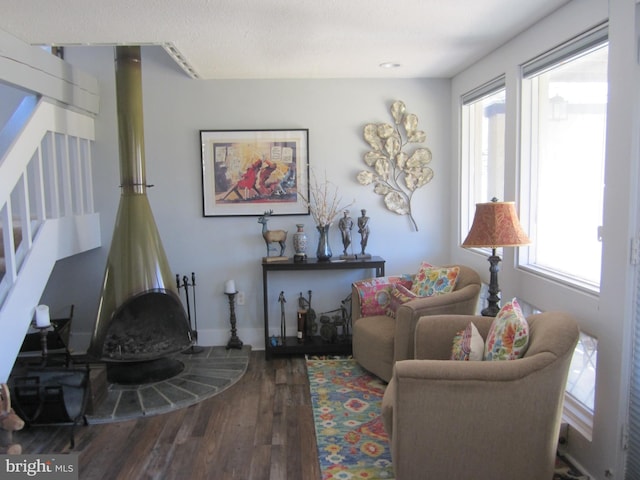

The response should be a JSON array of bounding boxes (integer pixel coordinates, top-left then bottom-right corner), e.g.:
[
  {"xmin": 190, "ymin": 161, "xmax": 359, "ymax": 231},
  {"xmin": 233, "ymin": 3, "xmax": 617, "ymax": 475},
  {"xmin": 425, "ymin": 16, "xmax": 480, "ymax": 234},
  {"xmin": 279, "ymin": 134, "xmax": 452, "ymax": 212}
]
[
  {"xmin": 382, "ymin": 312, "xmax": 580, "ymax": 480},
  {"xmin": 352, "ymin": 265, "xmax": 481, "ymax": 382}
]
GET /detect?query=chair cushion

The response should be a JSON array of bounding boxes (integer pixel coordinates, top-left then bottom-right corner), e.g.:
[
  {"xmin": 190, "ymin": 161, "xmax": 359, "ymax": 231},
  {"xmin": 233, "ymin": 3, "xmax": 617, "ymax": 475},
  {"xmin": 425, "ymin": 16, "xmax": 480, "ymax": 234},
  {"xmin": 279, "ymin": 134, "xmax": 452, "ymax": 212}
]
[
  {"xmin": 484, "ymin": 298, "xmax": 530, "ymax": 360},
  {"xmin": 451, "ymin": 322, "xmax": 484, "ymax": 361},
  {"xmin": 385, "ymin": 284, "xmax": 420, "ymax": 318},
  {"xmin": 354, "ymin": 275, "xmax": 413, "ymax": 316},
  {"xmin": 411, "ymin": 263, "xmax": 460, "ymax": 297}
]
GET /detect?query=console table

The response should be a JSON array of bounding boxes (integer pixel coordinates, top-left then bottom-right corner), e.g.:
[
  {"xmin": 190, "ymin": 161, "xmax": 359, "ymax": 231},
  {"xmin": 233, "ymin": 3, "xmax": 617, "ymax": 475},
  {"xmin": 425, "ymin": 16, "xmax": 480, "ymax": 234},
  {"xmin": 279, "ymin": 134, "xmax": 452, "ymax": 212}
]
[{"xmin": 262, "ymin": 256, "xmax": 385, "ymax": 359}]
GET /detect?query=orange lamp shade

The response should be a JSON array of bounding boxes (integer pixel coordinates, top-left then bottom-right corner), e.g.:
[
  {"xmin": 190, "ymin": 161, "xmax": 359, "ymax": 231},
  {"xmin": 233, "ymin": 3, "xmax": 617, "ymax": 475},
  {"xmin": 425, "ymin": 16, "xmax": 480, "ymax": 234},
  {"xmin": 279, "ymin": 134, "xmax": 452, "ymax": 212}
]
[{"xmin": 462, "ymin": 201, "xmax": 531, "ymax": 249}]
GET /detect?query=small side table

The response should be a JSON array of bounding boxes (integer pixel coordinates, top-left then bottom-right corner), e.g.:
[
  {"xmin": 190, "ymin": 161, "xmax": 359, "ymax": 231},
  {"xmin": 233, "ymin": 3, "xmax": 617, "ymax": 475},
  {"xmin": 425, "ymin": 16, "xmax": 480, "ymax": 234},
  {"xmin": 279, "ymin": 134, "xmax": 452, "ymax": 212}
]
[
  {"xmin": 261, "ymin": 256, "xmax": 385, "ymax": 358},
  {"xmin": 18, "ymin": 307, "xmax": 74, "ymax": 367}
]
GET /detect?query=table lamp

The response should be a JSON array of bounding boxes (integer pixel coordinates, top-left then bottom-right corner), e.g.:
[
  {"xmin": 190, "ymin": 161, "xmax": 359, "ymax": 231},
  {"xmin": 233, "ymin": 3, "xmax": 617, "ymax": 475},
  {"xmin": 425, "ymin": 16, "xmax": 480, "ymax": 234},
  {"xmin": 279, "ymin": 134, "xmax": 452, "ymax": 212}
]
[{"xmin": 462, "ymin": 199, "xmax": 531, "ymax": 316}]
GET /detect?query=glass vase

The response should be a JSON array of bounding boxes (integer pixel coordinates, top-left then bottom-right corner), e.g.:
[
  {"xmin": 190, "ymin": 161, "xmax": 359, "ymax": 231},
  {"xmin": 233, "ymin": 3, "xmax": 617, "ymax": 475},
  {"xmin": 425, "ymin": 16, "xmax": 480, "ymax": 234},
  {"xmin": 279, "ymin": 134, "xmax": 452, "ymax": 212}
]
[{"xmin": 316, "ymin": 224, "xmax": 332, "ymax": 261}]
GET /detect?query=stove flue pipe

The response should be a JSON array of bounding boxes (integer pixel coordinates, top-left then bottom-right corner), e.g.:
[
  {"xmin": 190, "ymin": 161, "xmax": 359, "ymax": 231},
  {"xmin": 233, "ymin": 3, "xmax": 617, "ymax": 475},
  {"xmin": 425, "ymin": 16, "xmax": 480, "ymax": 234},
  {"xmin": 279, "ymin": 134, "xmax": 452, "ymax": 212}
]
[{"xmin": 115, "ymin": 46, "xmax": 147, "ymax": 196}]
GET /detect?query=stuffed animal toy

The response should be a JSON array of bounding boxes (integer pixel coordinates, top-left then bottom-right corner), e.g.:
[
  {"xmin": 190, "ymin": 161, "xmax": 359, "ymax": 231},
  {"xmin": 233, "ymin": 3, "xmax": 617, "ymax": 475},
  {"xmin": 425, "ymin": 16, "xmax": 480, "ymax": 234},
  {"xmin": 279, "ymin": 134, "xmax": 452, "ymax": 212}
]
[{"xmin": 0, "ymin": 383, "xmax": 25, "ymax": 454}]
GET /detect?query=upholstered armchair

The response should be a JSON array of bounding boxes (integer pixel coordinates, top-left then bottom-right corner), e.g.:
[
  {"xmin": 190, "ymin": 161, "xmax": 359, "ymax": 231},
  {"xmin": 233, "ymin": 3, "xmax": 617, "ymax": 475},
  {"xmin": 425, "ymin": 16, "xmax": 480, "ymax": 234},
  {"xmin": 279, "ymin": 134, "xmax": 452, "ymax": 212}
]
[
  {"xmin": 382, "ymin": 312, "xmax": 580, "ymax": 480},
  {"xmin": 351, "ymin": 264, "xmax": 481, "ymax": 382}
]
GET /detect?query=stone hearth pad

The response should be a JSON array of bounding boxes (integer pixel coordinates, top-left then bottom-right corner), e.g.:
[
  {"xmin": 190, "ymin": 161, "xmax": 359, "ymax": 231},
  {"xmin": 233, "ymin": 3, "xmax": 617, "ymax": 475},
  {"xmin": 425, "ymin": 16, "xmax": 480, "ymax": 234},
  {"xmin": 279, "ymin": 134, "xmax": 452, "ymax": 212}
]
[{"xmin": 87, "ymin": 345, "xmax": 250, "ymax": 424}]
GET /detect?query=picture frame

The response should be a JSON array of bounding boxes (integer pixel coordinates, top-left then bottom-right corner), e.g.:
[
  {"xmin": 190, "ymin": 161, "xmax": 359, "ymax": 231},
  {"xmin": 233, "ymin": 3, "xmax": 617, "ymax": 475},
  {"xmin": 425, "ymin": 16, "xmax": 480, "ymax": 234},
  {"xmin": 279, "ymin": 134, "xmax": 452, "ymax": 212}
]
[{"xmin": 200, "ymin": 129, "xmax": 310, "ymax": 217}]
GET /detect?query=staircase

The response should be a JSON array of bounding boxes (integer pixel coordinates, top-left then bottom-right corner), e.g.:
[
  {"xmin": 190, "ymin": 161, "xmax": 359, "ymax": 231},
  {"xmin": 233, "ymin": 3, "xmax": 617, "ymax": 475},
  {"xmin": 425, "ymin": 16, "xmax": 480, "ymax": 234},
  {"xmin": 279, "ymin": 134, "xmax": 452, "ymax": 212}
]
[{"xmin": 0, "ymin": 96, "xmax": 101, "ymax": 382}]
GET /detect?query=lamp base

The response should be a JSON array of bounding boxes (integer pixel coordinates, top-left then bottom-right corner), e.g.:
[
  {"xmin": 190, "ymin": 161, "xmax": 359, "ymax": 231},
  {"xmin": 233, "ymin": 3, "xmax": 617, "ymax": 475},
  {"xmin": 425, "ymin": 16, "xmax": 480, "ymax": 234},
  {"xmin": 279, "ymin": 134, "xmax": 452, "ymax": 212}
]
[
  {"xmin": 481, "ymin": 304, "xmax": 500, "ymax": 317},
  {"xmin": 482, "ymin": 252, "xmax": 502, "ymax": 317}
]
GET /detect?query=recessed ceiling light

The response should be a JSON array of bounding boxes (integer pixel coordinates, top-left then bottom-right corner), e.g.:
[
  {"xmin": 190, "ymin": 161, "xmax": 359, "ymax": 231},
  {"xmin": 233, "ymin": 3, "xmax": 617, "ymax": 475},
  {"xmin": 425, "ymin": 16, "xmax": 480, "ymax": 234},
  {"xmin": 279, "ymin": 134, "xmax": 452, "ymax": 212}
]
[{"xmin": 379, "ymin": 62, "xmax": 401, "ymax": 69}]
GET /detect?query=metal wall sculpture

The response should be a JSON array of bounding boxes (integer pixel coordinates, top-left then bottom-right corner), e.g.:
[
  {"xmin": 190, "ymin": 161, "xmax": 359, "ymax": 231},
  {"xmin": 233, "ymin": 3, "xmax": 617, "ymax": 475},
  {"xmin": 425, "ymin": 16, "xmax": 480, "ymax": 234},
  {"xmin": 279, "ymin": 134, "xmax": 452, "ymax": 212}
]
[{"xmin": 356, "ymin": 100, "xmax": 434, "ymax": 231}]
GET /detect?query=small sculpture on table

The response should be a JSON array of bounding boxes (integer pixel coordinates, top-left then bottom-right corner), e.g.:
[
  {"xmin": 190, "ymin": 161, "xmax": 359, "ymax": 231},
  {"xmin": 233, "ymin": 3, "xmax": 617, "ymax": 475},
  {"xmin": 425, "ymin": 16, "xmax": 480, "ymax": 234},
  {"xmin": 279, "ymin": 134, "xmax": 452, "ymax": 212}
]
[
  {"xmin": 318, "ymin": 292, "xmax": 352, "ymax": 343},
  {"xmin": 258, "ymin": 210, "xmax": 288, "ymax": 263},
  {"xmin": 357, "ymin": 209, "xmax": 371, "ymax": 259},
  {"xmin": 298, "ymin": 290, "xmax": 317, "ymax": 338},
  {"xmin": 278, "ymin": 291, "xmax": 287, "ymax": 344},
  {"xmin": 339, "ymin": 210, "xmax": 356, "ymax": 260}
]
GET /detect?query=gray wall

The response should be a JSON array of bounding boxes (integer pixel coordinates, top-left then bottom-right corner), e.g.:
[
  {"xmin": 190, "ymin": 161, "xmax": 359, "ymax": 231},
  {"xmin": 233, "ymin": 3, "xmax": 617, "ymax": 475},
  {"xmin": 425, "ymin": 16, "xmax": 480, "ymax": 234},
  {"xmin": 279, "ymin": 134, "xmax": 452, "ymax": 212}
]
[{"xmin": 42, "ymin": 45, "xmax": 452, "ymax": 350}]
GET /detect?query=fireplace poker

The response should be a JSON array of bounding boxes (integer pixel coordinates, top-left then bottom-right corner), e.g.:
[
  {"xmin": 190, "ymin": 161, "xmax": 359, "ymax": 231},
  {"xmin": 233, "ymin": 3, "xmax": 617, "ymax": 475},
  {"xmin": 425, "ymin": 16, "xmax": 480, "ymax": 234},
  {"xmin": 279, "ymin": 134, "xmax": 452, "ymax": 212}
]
[
  {"xmin": 178, "ymin": 273, "xmax": 203, "ymax": 354},
  {"xmin": 191, "ymin": 272, "xmax": 198, "ymax": 335}
]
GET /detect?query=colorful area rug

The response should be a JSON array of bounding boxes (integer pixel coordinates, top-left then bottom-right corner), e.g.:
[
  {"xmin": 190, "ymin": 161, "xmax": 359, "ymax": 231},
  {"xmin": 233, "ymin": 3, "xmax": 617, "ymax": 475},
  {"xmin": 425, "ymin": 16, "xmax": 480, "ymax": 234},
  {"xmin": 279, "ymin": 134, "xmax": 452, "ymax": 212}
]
[
  {"xmin": 306, "ymin": 357, "xmax": 588, "ymax": 480},
  {"xmin": 306, "ymin": 357, "xmax": 394, "ymax": 479}
]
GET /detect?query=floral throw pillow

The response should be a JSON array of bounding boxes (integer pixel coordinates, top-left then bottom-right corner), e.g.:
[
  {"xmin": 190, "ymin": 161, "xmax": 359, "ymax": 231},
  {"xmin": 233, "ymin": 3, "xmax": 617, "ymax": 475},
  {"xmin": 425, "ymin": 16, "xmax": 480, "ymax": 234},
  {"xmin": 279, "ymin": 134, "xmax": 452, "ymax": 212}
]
[
  {"xmin": 354, "ymin": 275, "xmax": 413, "ymax": 316},
  {"xmin": 385, "ymin": 284, "xmax": 420, "ymax": 318},
  {"xmin": 484, "ymin": 298, "xmax": 529, "ymax": 361},
  {"xmin": 451, "ymin": 322, "xmax": 484, "ymax": 361},
  {"xmin": 411, "ymin": 262, "xmax": 460, "ymax": 297}
]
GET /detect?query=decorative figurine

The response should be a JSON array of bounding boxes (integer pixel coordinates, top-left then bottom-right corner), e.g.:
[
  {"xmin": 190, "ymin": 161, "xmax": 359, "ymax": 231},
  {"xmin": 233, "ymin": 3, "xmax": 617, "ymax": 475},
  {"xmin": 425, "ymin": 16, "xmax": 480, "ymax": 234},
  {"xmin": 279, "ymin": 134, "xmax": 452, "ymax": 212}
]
[
  {"xmin": 296, "ymin": 309, "xmax": 307, "ymax": 344},
  {"xmin": 339, "ymin": 210, "xmax": 356, "ymax": 260},
  {"xmin": 278, "ymin": 291, "xmax": 287, "ymax": 342},
  {"xmin": 357, "ymin": 209, "xmax": 371, "ymax": 258},
  {"xmin": 340, "ymin": 293, "xmax": 353, "ymax": 336},
  {"xmin": 298, "ymin": 290, "xmax": 317, "ymax": 337},
  {"xmin": 317, "ymin": 293, "xmax": 353, "ymax": 344},
  {"xmin": 258, "ymin": 210, "xmax": 288, "ymax": 262}
]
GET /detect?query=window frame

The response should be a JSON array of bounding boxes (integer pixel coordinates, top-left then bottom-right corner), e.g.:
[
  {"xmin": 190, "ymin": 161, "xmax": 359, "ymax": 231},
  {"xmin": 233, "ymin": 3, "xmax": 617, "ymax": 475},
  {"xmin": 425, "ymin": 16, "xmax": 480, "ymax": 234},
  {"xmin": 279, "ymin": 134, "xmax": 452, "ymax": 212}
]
[
  {"xmin": 518, "ymin": 23, "xmax": 609, "ymax": 295},
  {"xmin": 460, "ymin": 75, "xmax": 507, "ymax": 247}
]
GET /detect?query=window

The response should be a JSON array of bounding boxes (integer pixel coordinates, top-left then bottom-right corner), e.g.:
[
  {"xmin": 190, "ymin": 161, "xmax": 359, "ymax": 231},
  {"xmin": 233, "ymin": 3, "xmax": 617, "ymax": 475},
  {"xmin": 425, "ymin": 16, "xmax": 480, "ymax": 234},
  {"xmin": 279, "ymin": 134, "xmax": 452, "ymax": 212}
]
[
  {"xmin": 460, "ymin": 77, "xmax": 506, "ymax": 241},
  {"xmin": 520, "ymin": 25, "xmax": 608, "ymax": 290},
  {"xmin": 518, "ymin": 297, "xmax": 597, "ymax": 439},
  {"xmin": 564, "ymin": 331, "xmax": 597, "ymax": 440}
]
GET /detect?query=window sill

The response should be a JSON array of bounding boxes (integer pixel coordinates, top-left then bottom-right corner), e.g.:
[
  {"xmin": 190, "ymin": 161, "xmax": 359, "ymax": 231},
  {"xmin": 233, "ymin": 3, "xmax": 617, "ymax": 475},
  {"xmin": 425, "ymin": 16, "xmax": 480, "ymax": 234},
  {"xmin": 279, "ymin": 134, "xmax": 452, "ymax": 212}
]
[{"xmin": 562, "ymin": 392, "xmax": 593, "ymax": 442}]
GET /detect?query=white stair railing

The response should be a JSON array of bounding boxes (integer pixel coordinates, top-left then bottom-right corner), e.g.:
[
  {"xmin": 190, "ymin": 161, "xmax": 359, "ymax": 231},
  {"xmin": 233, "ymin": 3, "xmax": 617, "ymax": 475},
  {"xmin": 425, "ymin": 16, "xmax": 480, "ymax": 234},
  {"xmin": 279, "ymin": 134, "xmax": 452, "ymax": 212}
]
[{"xmin": 0, "ymin": 97, "xmax": 100, "ymax": 382}]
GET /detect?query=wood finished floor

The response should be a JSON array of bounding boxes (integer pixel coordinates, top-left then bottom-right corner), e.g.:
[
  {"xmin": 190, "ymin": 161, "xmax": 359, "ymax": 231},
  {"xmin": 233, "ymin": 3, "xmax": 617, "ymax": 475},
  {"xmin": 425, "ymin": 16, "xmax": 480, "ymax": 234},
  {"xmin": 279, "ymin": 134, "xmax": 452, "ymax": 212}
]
[{"xmin": 14, "ymin": 352, "xmax": 322, "ymax": 480}]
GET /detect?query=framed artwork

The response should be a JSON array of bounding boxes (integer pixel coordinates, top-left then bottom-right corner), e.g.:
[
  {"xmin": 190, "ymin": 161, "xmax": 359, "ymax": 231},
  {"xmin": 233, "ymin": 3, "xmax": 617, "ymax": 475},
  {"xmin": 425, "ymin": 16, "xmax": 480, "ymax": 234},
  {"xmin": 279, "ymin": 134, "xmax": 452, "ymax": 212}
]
[{"xmin": 200, "ymin": 129, "xmax": 310, "ymax": 217}]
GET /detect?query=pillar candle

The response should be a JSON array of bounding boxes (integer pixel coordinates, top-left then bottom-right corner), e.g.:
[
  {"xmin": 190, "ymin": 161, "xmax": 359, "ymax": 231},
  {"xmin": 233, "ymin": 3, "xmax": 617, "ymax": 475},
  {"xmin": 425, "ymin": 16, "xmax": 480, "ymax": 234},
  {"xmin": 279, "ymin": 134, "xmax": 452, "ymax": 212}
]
[
  {"xmin": 224, "ymin": 280, "xmax": 236, "ymax": 294},
  {"xmin": 35, "ymin": 304, "xmax": 51, "ymax": 328}
]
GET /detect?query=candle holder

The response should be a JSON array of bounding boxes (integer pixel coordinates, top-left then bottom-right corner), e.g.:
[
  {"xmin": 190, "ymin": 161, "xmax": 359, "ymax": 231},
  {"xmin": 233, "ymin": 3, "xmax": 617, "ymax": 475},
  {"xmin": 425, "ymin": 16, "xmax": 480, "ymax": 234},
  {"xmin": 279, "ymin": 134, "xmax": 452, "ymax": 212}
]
[
  {"xmin": 225, "ymin": 292, "xmax": 243, "ymax": 349},
  {"xmin": 32, "ymin": 322, "xmax": 51, "ymax": 366}
]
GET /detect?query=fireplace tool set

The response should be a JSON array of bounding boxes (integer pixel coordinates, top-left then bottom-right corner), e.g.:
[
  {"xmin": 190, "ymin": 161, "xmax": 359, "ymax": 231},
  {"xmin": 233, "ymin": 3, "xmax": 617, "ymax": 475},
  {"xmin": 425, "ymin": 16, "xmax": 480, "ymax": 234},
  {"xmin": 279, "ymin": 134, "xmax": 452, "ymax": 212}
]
[{"xmin": 177, "ymin": 272, "xmax": 203, "ymax": 354}]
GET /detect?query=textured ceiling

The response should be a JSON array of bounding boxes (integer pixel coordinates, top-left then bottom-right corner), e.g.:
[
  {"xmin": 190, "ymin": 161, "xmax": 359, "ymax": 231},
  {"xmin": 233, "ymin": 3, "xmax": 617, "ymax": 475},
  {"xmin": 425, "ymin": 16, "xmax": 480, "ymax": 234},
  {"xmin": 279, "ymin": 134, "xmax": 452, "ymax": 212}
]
[{"xmin": 0, "ymin": 0, "xmax": 570, "ymax": 79}]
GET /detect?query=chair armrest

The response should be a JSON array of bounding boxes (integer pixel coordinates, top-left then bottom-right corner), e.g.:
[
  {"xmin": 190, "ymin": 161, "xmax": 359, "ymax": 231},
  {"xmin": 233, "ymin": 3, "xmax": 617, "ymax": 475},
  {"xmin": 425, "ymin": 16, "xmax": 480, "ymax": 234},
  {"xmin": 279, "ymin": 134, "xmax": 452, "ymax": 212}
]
[
  {"xmin": 413, "ymin": 315, "xmax": 493, "ymax": 360},
  {"xmin": 392, "ymin": 283, "xmax": 482, "ymax": 362}
]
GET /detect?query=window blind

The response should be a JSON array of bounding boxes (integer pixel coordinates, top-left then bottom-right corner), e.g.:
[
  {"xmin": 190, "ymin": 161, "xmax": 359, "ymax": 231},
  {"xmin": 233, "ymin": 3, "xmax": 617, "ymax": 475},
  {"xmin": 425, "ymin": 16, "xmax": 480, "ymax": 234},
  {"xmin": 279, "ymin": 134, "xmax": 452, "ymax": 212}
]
[
  {"xmin": 626, "ymin": 258, "xmax": 640, "ymax": 478},
  {"xmin": 522, "ymin": 22, "xmax": 608, "ymax": 78},
  {"xmin": 461, "ymin": 75, "xmax": 505, "ymax": 105}
]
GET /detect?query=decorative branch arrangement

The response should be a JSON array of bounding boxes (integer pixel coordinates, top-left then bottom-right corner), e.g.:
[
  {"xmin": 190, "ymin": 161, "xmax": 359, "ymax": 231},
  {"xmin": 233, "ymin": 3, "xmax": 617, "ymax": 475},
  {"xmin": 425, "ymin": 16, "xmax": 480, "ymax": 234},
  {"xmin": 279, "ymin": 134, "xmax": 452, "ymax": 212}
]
[
  {"xmin": 299, "ymin": 169, "xmax": 355, "ymax": 226},
  {"xmin": 356, "ymin": 100, "xmax": 434, "ymax": 231}
]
